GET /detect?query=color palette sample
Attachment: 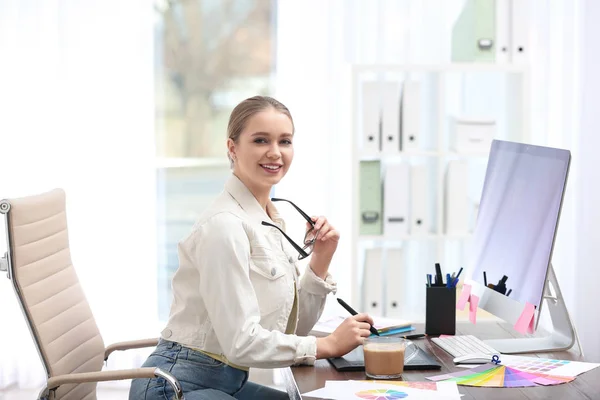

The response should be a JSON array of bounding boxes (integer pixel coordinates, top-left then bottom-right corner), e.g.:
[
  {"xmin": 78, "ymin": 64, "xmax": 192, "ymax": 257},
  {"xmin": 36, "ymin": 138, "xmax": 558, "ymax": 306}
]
[
  {"xmin": 500, "ymin": 354, "xmax": 599, "ymax": 378},
  {"xmin": 356, "ymin": 389, "xmax": 408, "ymax": 399},
  {"xmin": 427, "ymin": 363, "xmax": 575, "ymax": 388},
  {"xmin": 362, "ymin": 381, "xmax": 438, "ymax": 391},
  {"xmin": 503, "ymin": 356, "xmax": 570, "ymax": 374}
]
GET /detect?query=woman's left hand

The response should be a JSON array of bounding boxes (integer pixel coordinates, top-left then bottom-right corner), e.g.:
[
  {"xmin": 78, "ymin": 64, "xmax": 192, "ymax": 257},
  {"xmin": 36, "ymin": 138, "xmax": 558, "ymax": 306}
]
[
  {"xmin": 307, "ymin": 216, "xmax": 339, "ymax": 279},
  {"xmin": 309, "ymin": 216, "xmax": 340, "ymax": 257}
]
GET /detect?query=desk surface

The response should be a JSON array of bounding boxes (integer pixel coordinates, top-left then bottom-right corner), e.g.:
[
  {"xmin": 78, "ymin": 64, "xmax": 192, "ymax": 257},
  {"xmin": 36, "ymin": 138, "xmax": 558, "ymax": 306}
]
[{"xmin": 280, "ymin": 321, "xmax": 600, "ymax": 399}]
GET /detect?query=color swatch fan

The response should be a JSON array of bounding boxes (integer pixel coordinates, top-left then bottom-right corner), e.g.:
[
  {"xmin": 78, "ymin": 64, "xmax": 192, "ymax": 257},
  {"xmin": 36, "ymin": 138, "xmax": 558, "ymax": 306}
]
[
  {"xmin": 301, "ymin": 380, "xmax": 462, "ymax": 399},
  {"xmin": 428, "ymin": 363, "xmax": 574, "ymax": 388}
]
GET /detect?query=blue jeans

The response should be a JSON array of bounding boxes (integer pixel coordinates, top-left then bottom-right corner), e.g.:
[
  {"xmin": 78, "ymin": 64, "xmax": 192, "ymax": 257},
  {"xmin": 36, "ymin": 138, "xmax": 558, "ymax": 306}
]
[{"xmin": 129, "ymin": 339, "xmax": 289, "ymax": 400}]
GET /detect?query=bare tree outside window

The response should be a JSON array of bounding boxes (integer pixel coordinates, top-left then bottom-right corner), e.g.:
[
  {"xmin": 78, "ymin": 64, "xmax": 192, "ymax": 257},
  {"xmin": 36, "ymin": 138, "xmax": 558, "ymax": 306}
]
[{"xmin": 155, "ymin": 0, "xmax": 275, "ymax": 158}]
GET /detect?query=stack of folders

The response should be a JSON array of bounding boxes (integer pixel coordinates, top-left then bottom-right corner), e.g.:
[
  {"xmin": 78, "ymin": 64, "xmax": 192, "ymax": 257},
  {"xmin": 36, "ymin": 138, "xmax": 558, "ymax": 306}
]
[
  {"xmin": 310, "ymin": 315, "xmax": 413, "ymax": 338},
  {"xmin": 359, "ymin": 78, "xmax": 424, "ymax": 238},
  {"xmin": 372, "ymin": 316, "xmax": 414, "ymax": 336},
  {"xmin": 451, "ymin": 0, "xmax": 530, "ymax": 64},
  {"xmin": 359, "ymin": 161, "xmax": 430, "ymax": 237},
  {"xmin": 360, "ymin": 80, "xmax": 420, "ymax": 154}
]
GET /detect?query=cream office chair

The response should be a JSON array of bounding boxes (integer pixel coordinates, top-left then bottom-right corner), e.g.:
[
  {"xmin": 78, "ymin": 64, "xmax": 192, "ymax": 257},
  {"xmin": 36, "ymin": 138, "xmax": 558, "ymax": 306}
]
[{"xmin": 0, "ymin": 189, "xmax": 184, "ymax": 400}]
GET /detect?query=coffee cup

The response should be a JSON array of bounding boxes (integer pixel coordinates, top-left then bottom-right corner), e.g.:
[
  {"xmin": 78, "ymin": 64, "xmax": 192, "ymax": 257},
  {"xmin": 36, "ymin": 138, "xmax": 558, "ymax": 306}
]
[{"xmin": 363, "ymin": 337, "xmax": 408, "ymax": 379}]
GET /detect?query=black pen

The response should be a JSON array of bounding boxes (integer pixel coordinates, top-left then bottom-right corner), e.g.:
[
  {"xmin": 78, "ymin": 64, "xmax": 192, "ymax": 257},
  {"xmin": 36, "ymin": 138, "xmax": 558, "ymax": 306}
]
[
  {"xmin": 451, "ymin": 267, "xmax": 463, "ymax": 287},
  {"xmin": 435, "ymin": 263, "xmax": 444, "ymax": 287},
  {"xmin": 336, "ymin": 298, "xmax": 380, "ymax": 336},
  {"xmin": 400, "ymin": 333, "xmax": 426, "ymax": 340}
]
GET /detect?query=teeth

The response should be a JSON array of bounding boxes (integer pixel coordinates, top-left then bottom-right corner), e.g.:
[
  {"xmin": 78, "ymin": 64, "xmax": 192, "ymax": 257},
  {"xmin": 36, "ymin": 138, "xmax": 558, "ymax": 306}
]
[{"xmin": 262, "ymin": 165, "xmax": 280, "ymax": 170}]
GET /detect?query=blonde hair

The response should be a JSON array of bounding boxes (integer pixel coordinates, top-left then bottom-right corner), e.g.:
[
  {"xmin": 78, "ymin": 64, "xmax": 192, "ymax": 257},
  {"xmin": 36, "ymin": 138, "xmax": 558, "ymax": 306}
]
[{"xmin": 227, "ymin": 96, "xmax": 294, "ymax": 165}]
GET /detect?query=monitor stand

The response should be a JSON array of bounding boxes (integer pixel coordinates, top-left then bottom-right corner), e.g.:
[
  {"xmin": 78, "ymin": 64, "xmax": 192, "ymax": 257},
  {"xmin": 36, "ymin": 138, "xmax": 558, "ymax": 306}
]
[{"xmin": 483, "ymin": 264, "xmax": 580, "ymax": 354}]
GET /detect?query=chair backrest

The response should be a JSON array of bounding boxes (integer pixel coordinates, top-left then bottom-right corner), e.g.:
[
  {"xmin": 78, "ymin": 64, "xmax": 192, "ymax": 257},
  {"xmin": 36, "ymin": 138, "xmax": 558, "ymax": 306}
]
[{"xmin": 4, "ymin": 189, "xmax": 105, "ymax": 399}]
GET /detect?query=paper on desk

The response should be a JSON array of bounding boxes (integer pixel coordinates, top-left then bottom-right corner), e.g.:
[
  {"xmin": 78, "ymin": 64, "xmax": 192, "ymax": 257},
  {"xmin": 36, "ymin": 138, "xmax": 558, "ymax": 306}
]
[
  {"xmin": 359, "ymin": 380, "xmax": 461, "ymax": 396},
  {"xmin": 302, "ymin": 380, "xmax": 461, "ymax": 400},
  {"xmin": 500, "ymin": 354, "xmax": 600, "ymax": 378}
]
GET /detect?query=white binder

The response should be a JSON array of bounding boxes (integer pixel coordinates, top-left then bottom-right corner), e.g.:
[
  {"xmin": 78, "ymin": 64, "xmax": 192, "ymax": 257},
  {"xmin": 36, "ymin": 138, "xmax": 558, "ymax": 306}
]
[
  {"xmin": 510, "ymin": 0, "xmax": 530, "ymax": 64},
  {"xmin": 444, "ymin": 160, "xmax": 470, "ymax": 235},
  {"xmin": 385, "ymin": 248, "xmax": 404, "ymax": 318},
  {"xmin": 495, "ymin": 0, "xmax": 510, "ymax": 63},
  {"xmin": 384, "ymin": 162, "xmax": 409, "ymax": 238},
  {"xmin": 400, "ymin": 80, "xmax": 420, "ymax": 151},
  {"xmin": 361, "ymin": 81, "xmax": 381, "ymax": 153},
  {"xmin": 381, "ymin": 81, "xmax": 401, "ymax": 153},
  {"xmin": 409, "ymin": 164, "xmax": 429, "ymax": 234},
  {"xmin": 363, "ymin": 248, "xmax": 384, "ymax": 317},
  {"xmin": 449, "ymin": 116, "xmax": 496, "ymax": 153}
]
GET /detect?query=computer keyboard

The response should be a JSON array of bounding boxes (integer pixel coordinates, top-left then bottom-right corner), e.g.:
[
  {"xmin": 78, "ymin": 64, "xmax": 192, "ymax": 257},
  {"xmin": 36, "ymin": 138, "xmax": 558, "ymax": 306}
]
[{"xmin": 431, "ymin": 335, "xmax": 499, "ymax": 358}]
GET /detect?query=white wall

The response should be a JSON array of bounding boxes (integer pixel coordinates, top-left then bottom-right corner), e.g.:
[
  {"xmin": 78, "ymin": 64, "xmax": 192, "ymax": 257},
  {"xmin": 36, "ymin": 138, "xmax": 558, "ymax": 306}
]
[
  {"xmin": 574, "ymin": 0, "xmax": 600, "ymax": 362},
  {"xmin": 0, "ymin": 0, "xmax": 157, "ymax": 388},
  {"xmin": 274, "ymin": 0, "xmax": 354, "ymax": 314}
]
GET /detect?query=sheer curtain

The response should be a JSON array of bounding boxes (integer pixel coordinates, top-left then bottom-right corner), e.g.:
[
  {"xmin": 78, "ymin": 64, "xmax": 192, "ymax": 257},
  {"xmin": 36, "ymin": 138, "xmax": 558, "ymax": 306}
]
[
  {"xmin": 575, "ymin": 0, "xmax": 600, "ymax": 362},
  {"xmin": 525, "ymin": 0, "xmax": 600, "ymax": 362},
  {"xmin": 0, "ymin": 0, "xmax": 157, "ymax": 389},
  {"xmin": 528, "ymin": 0, "xmax": 582, "ymax": 339}
]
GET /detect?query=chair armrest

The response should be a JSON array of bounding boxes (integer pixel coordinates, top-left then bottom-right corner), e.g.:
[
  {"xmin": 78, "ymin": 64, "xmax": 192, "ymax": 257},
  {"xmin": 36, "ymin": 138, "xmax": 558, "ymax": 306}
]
[
  {"xmin": 104, "ymin": 338, "xmax": 159, "ymax": 361},
  {"xmin": 47, "ymin": 367, "xmax": 156, "ymax": 389},
  {"xmin": 46, "ymin": 367, "xmax": 184, "ymax": 399}
]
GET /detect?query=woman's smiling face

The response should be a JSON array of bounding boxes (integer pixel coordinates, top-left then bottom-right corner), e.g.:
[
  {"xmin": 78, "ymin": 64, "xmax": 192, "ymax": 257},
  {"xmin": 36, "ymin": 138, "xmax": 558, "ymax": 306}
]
[{"xmin": 228, "ymin": 107, "xmax": 294, "ymax": 192}]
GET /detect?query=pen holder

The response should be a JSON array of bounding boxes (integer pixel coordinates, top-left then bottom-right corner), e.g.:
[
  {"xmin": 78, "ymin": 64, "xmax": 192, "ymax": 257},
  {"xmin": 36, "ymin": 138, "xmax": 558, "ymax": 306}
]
[{"xmin": 425, "ymin": 286, "xmax": 456, "ymax": 336}]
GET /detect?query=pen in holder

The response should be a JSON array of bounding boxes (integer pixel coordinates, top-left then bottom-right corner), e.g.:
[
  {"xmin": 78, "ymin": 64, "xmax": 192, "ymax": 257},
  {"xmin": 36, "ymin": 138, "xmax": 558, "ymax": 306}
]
[{"xmin": 425, "ymin": 285, "xmax": 456, "ymax": 335}]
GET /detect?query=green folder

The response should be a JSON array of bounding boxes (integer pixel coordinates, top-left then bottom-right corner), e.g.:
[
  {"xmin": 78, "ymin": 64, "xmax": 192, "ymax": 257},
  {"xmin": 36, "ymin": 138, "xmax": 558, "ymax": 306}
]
[
  {"xmin": 451, "ymin": 0, "xmax": 496, "ymax": 62},
  {"xmin": 359, "ymin": 160, "xmax": 383, "ymax": 235}
]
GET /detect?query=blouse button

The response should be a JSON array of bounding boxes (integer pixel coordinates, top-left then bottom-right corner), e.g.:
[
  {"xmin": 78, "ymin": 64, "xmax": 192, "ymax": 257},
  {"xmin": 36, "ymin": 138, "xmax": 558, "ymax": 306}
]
[
  {"xmin": 271, "ymin": 267, "xmax": 277, "ymax": 276},
  {"xmin": 288, "ymin": 256, "xmax": 294, "ymax": 263}
]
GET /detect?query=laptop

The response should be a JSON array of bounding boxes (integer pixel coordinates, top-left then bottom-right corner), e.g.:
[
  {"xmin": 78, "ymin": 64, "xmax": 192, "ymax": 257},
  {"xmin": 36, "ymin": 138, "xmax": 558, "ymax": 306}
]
[{"xmin": 327, "ymin": 343, "xmax": 442, "ymax": 372}]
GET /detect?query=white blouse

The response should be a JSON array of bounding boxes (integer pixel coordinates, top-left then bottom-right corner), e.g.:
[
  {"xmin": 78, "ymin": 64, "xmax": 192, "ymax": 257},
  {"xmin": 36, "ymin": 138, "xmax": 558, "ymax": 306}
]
[{"xmin": 160, "ymin": 174, "xmax": 337, "ymax": 368}]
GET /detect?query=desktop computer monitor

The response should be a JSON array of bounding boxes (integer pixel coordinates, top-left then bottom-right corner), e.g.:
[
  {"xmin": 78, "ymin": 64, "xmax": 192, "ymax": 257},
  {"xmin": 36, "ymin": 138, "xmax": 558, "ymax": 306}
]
[{"xmin": 464, "ymin": 139, "xmax": 574, "ymax": 353}]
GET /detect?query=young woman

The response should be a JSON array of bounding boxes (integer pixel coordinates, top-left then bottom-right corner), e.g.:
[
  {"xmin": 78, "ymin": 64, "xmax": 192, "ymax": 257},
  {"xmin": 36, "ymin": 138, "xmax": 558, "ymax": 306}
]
[{"xmin": 129, "ymin": 96, "xmax": 373, "ymax": 399}]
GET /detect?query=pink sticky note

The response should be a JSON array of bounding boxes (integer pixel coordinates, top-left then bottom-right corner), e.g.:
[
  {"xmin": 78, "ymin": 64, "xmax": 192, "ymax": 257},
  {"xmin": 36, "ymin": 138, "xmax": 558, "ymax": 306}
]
[
  {"xmin": 469, "ymin": 294, "xmax": 479, "ymax": 324},
  {"xmin": 528, "ymin": 313, "xmax": 535, "ymax": 334},
  {"xmin": 456, "ymin": 284, "xmax": 471, "ymax": 311},
  {"xmin": 514, "ymin": 302, "xmax": 535, "ymax": 334}
]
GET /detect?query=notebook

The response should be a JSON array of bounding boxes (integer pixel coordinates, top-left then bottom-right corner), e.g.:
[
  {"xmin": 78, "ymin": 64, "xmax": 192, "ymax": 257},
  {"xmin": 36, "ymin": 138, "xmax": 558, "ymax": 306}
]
[
  {"xmin": 372, "ymin": 316, "xmax": 413, "ymax": 333},
  {"xmin": 311, "ymin": 315, "xmax": 413, "ymax": 337},
  {"xmin": 327, "ymin": 344, "xmax": 442, "ymax": 372}
]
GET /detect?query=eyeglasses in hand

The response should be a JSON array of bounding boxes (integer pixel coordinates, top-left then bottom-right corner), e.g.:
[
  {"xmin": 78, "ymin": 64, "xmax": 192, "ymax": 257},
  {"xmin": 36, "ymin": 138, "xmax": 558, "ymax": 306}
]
[{"xmin": 261, "ymin": 198, "xmax": 320, "ymax": 260}]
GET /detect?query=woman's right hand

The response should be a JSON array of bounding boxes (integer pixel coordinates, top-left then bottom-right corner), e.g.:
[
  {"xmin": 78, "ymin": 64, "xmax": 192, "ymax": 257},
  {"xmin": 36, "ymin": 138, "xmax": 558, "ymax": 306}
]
[{"xmin": 316, "ymin": 313, "xmax": 374, "ymax": 359}]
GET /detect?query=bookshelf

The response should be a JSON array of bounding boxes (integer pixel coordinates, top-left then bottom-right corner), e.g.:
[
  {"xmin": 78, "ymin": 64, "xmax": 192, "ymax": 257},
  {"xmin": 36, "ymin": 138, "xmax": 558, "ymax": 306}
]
[{"xmin": 350, "ymin": 63, "xmax": 530, "ymax": 323}]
